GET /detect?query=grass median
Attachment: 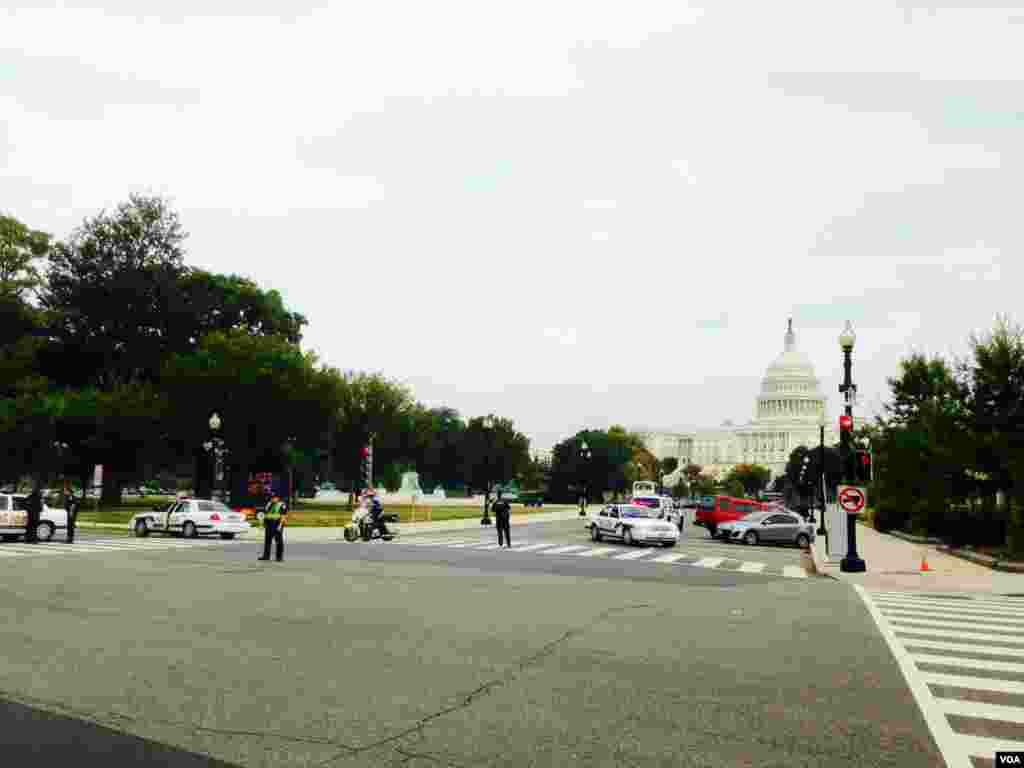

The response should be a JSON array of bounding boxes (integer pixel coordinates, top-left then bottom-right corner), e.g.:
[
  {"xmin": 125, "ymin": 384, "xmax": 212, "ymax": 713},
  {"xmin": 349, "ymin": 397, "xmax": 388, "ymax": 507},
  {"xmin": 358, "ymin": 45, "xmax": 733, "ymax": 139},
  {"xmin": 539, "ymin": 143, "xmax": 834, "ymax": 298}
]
[{"xmin": 78, "ymin": 501, "xmax": 577, "ymax": 528}]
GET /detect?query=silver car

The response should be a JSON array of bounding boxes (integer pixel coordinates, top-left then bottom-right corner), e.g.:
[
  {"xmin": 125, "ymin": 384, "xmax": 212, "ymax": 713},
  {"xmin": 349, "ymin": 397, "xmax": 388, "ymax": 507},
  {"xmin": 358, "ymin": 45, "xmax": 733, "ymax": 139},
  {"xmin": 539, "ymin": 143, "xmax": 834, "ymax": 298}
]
[{"xmin": 720, "ymin": 510, "xmax": 814, "ymax": 549}]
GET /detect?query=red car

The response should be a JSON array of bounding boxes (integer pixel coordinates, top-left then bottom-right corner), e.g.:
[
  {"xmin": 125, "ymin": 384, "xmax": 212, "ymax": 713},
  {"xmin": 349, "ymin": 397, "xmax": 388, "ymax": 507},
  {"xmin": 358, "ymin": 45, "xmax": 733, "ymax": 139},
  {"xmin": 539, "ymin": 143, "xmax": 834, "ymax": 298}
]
[{"xmin": 695, "ymin": 495, "xmax": 768, "ymax": 538}]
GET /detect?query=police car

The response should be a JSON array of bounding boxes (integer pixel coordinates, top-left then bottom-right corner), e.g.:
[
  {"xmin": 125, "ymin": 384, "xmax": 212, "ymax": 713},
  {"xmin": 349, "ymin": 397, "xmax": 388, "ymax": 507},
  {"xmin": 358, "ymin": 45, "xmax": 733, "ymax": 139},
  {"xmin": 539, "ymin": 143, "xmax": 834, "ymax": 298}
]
[
  {"xmin": 130, "ymin": 497, "xmax": 250, "ymax": 539},
  {"xmin": 0, "ymin": 493, "xmax": 68, "ymax": 542},
  {"xmin": 589, "ymin": 503, "xmax": 680, "ymax": 547}
]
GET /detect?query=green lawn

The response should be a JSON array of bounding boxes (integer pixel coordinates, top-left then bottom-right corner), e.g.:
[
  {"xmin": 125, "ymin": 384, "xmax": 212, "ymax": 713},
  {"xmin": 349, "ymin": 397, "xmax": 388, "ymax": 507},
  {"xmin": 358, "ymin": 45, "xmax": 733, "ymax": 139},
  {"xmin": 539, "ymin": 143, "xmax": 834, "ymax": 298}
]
[{"xmin": 79, "ymin": 502, "xmax": 576, "ymax": 528}]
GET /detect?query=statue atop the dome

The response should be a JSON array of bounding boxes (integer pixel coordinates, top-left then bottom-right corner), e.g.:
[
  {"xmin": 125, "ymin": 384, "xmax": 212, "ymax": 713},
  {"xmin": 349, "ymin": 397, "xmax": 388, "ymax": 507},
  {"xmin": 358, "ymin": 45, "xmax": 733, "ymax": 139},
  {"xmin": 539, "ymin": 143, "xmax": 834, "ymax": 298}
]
[{"xmin": 784, "ymin": 318, "xmax": 796, "ymax": 352}]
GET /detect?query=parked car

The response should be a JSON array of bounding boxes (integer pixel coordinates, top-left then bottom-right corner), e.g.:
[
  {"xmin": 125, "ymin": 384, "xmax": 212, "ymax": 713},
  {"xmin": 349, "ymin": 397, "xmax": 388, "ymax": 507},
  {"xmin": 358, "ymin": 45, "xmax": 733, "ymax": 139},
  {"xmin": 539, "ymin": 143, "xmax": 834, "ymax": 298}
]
[
  {"xmin": 0, "ymin": 493, "xmax": 69, "ymax": 542},
  {"xmin": 695, "ymin": 495, "xmax": 769, "ymax": 538},
  {"xmin": 130, "ymin": 498, "xmax": 250, "ymax": 539},
  {"xmin": 718, "ymin": 510, "xmax": 814, "ymax": 549},
  {"xmin": 589, "ymin": 503, "xmax": 679, "ymax": 547}
]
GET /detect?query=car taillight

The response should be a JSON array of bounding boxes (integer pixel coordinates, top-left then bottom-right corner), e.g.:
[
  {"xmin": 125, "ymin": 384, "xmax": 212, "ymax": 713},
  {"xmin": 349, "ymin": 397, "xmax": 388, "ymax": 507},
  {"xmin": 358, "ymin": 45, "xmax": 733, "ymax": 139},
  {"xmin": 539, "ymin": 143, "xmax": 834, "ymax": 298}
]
[{"xmin": 210, "ymin": 513, "xmax": 221, "ymax": 521}]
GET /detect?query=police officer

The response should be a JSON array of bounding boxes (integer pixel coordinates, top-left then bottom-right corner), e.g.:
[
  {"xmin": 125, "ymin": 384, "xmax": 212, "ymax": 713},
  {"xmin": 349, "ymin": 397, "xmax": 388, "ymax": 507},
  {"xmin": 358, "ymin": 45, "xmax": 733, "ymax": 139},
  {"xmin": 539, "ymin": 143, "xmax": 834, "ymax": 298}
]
[
  {"xmin": 24, "ymin": 487, "xmax": 43, "ymax": 544},
  {"xmin": 63, "ymin": 481, "xmax": 80, "ymax": 543},
  {"xmin": 258, "ymin": 493, "xmax": 287, "ymax": 562},
  {"xmin": 492, "ymin": 490, "xmax": 512, "ymax": 548}
]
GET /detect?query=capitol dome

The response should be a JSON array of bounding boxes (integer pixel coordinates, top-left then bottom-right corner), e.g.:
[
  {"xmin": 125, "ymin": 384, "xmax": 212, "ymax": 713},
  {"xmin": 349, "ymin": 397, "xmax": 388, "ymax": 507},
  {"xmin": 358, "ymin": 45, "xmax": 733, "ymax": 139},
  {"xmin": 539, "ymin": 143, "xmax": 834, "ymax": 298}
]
[{"xmin": 755, "ymin": 319, "xmax": 824, "ymax": 421}]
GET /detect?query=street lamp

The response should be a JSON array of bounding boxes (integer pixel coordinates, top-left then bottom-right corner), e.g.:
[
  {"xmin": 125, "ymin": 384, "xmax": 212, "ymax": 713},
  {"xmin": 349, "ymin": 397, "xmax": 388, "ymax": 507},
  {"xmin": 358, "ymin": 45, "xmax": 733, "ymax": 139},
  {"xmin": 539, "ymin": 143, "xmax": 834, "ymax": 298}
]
[
  {"xmin": 816, "ymin": 412, "xmax": 827, "ymax": 536},
  {"xmin": 578, "ymin": 439, "xmax": 591, "ymax": 517},
  {"xmin": 480, "ymin": 415, "xmax": 494, "ymax": 526},
  {"xmin": 838, "ymin": 321, "xmax": 866, "ymax": 573},
  {"xmin": 203, "ymin": 412, "xmax": 226, "ymax": 502}
]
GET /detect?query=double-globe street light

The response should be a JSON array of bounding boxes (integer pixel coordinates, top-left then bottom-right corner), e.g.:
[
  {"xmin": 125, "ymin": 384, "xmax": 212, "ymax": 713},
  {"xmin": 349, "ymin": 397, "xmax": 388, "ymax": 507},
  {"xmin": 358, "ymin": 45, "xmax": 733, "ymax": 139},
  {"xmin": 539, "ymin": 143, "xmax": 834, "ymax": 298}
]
[
  {"xmin": 817, "ymin": 412, "xmax": 827, "ymax": 537},
  {"xmin": 838, "ymin": 321, "xmax": 867, "ymax": 573},
  {"xmin": 578, "ymin": 440, "xmax": 591, "ymax": 517},
  {"xmin": 203, "ymin": 412, "xmax": 228, "ymax": 503}
]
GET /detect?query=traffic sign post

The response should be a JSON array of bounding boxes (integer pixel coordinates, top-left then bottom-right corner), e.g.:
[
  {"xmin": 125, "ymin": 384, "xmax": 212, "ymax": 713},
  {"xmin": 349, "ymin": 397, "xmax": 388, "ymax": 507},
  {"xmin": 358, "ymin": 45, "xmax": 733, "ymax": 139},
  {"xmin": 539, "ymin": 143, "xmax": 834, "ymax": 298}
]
[{"xmin": 837, "ymin": 485, "xmax": 867, "ymax": 515}]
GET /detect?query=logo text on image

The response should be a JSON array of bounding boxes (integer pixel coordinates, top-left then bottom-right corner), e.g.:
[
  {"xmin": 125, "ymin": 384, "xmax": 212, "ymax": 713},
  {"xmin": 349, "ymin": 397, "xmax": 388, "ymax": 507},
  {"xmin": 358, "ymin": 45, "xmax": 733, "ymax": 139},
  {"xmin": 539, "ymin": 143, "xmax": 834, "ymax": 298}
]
[{"xmin": 997, "ymin": 752, "xmax": 1024, "ymax": 765}]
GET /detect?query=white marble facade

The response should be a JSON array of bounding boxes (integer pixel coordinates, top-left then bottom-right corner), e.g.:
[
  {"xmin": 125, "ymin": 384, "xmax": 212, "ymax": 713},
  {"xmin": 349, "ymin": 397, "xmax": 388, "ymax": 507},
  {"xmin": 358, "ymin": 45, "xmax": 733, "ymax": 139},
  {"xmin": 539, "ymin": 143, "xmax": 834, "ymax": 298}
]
[{"xmin": 646, "ymin": 320, "xmax": 836, "ymax": 484}]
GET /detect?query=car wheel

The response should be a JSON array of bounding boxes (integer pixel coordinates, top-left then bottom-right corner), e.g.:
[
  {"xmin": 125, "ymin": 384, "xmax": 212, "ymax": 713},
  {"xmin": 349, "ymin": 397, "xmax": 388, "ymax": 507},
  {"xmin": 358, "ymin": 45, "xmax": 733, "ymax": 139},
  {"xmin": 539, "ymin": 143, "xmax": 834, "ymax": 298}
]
[
  {"xmin": 663, "ymin": 541, "xmax": 676, "ymax": 548},
  {"xmin": 36, "ymin": 521, "xmax": 55, "ymax": 542},
  {"xmin": 707, "ymin": 524, "xmax": 717, "ymax": 539},
  {"xmin": 796, "ymin": 533, "xmax": 810, "ymax": 549},
  {"xmin": 623, "ymin": 528, "xmax": 635, "ymax": 546},
  {"xmin": 219, "ymin": 533, "xmax": 235, "ymax": 540},
  {"xmin": 591, "ymin": 524, "xmax": 602, "ymax": 542},
  {"xmin": 743, "ymin": 530, "xmax": 759, "ymax": 546},
  {"xmin": 134, "ymin": 519, "xmax": 150, "ymax": 538},
  {"xmin": 183, "ymin": 521, "xmax": 198, "ymax": 539}
]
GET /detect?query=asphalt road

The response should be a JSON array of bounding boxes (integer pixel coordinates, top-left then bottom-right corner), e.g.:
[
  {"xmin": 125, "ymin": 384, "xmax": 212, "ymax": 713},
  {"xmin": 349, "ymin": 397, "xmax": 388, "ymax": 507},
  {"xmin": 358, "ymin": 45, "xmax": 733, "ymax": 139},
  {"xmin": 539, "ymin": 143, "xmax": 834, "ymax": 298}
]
[{"xmin": 0, "ymin": 517, "xmax": 942, "ymax": 767}]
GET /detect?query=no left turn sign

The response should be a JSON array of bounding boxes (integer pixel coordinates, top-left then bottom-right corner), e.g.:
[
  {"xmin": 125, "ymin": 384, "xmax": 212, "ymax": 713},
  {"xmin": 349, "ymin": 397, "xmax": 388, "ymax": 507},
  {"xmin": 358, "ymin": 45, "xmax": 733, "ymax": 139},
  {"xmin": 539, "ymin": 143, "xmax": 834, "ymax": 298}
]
[{"xmin": 838, "ymin": 485, "xmax": 866, "ymax": 514}]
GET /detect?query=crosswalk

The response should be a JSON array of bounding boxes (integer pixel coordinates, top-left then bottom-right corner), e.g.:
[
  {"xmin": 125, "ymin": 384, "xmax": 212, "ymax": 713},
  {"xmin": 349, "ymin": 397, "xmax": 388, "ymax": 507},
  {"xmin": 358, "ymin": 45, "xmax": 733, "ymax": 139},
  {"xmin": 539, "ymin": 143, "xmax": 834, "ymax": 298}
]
[
  {"xmin": 857, "ymin": 587, "xmax": 1024, "ymax": 768},
  {"xmin": 395, "ymin": 535, "xmax": 809, "ymax": 578},
  {"xmin": 0, "ymin": 537, "xmax": 237, "ymax": 559}
]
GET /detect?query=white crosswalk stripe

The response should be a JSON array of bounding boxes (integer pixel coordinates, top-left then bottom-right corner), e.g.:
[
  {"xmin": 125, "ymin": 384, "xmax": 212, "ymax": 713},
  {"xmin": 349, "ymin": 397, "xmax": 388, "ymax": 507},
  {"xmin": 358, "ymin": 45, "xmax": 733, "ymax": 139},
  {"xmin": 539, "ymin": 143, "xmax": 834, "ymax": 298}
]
[
  {"xmin": 396, "ymin": 536, "xmax": 810, "ymax": 578},
  {"xmin": 0, "ymin": 537, "xmax": 234, "ymax": 559},
  {"xmin": 858, "ymin": 587, "xmax": 1024, "ymax": 768}
]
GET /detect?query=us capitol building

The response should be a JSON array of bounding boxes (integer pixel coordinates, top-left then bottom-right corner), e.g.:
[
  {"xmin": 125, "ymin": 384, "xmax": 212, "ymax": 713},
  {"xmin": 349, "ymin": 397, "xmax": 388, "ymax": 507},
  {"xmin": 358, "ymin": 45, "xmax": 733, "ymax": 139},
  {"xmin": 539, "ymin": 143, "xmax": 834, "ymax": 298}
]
[{"xmin": 644, "ymin": 320, "xmax": 837, "ymax": 484}]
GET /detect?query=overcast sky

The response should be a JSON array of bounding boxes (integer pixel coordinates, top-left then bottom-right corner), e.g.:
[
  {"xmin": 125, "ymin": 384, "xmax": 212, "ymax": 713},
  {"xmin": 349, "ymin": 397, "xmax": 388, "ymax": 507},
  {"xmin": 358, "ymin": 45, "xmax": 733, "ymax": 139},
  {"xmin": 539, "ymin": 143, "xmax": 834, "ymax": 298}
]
[{"xmin": 3, "ymin": 2, "xmax": 1021, "ymax": 450}]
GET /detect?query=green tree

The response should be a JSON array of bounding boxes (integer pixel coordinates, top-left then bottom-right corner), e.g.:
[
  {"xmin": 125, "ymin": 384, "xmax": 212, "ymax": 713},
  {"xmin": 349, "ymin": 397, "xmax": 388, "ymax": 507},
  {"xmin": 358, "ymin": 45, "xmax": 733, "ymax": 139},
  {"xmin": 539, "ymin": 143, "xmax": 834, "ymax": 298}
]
[
  {"xmin": 659, "ymin": 457, "xmax": 679, "ymax": 477},
  {"xmin": 0, "ymin": 214, "xmax": 50, "ymax": 300},
  {"xmin": 963, "ymin": 316, "xmax": 1024, "ymax": 552},
  {"xmin": 724, "ymin": 463, "xmax": 771, "ymax": 497}
]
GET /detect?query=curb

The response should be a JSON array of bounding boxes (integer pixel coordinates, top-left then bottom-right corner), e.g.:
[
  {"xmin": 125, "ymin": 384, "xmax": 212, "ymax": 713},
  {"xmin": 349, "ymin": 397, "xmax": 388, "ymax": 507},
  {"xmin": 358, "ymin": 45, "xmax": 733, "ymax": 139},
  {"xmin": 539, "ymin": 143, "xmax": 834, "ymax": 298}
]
[
  {"xmin": 936, "ymin": 545, "xmax": 1024, "ymax": 573},
  {"xmin": 884, "ymin": 529, "xmax": 944, "ymax": 546}
]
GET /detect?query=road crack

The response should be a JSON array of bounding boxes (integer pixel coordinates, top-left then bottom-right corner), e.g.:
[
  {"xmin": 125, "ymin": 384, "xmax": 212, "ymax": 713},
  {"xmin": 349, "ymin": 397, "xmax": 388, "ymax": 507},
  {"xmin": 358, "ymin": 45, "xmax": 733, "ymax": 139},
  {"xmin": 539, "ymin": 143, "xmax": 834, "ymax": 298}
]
[{"xmin": 319, "ymin": 601, "xmax": 653, "ymax": 765}]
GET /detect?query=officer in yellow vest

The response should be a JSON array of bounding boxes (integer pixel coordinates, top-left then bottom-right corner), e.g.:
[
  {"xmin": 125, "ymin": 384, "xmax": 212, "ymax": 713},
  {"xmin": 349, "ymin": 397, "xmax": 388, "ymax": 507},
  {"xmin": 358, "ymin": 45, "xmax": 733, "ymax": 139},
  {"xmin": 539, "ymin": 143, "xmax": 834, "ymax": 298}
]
[{"xmin": 258, "ymin": 494, "xmax": 287, "ymax": 562}]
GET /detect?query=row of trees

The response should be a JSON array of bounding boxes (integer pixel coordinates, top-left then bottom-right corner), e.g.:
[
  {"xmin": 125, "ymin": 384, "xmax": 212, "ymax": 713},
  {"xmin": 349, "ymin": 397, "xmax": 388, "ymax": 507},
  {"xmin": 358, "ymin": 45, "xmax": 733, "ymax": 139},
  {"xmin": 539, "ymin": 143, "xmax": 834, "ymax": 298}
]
[
  {"xmin": 541, "ymin": 425, "xmax": 774, "ymax": 503},
  {"xmin": 867, "ymin": 317, "xmax": 1024, "ymax": 554},
  {"xmin": 0, "ymin": 197, "xmax": 531, "ymax": 505}
]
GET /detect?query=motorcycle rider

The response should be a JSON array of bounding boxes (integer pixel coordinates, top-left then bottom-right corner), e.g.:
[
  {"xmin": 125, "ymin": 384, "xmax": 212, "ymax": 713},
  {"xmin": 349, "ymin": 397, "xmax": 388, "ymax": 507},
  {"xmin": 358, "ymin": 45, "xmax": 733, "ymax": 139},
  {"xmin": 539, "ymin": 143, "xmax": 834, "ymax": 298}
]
[{"xmin": 368, "ymin": 490, "xmax": 390, "ymax": 538}]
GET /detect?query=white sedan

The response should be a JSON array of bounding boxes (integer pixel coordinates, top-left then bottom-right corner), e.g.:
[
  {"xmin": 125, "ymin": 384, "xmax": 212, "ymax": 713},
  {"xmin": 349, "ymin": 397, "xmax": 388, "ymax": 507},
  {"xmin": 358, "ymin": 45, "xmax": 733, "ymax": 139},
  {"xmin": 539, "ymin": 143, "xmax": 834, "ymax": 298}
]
[
  {"xmin": 589, "ymin": 504, "xmax": 679, "ymax": 547},
  {"xmin": 130, "ymin": 498, "xmax": 250, "ymax": 539},
  {"xmin": 0, "ymin": 494, "xmax": 68, "ymax": 542}
]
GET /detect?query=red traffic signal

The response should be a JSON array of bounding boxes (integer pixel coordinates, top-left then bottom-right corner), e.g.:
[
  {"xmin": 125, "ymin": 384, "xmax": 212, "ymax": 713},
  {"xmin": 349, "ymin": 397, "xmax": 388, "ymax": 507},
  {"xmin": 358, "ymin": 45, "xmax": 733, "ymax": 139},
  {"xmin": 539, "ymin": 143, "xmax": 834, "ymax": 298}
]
[
  {"xmin": 361, "ymin": 446, "xmax": 370, "ymax": 457},
  {"xmin": 839, "ymin": 415, "xmax": 853, "ymax": 432}
]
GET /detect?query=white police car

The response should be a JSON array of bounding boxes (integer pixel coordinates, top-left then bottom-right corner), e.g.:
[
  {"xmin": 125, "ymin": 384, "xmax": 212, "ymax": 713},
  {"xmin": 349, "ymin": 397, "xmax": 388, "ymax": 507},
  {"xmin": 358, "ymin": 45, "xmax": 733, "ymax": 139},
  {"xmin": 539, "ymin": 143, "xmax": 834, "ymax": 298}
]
[
  {"xmin": 589, "ymin": 503, "xmax": 680, "ymax": 547},
  {"xmin": 130, "ymin": 497, "xmax": 250, "ymax": 539},
  {"xmin": 0, "ymin": 493, "xmax": 68, "ymax": 542}
]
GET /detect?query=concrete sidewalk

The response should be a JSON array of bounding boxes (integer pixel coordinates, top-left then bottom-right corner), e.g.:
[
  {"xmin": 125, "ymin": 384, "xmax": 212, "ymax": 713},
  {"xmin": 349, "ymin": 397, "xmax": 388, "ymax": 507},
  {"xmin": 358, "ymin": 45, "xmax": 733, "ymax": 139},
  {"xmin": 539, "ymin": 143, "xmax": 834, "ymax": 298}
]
[{"xmin": 812, "ymin": 521, "xmax": 1024, "ymax": 595}]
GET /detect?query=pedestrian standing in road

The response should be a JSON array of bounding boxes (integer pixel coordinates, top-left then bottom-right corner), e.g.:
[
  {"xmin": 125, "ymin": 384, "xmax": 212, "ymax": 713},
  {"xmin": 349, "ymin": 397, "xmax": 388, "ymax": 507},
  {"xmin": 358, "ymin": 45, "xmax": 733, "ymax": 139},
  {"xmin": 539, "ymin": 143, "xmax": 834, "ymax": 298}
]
[
  {"xmin": 258, "ymin": 493, "xmax": 287, "ymax": 562},
  {"xmin": 24, "ymin": 487, "xmax": 43, "ymax": 544},
  {"xmin": 63, "ymin": 481, "xmax": 80, "ymax": 543},
  {"xmin": 492, "ymin": 490, "xmax": 512, "ymax": 548}
]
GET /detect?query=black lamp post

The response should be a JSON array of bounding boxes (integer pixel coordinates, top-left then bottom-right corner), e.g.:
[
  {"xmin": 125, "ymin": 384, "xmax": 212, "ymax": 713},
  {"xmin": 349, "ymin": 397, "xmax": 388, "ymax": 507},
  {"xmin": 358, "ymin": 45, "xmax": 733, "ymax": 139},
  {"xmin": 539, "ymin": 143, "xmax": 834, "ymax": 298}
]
[
  {"xmin": 481, "ymin": 415, "xmax": 494, "ymax": 526},
  {"xmin": 838, "ymin": 321, "xmax": 866, "ymax": 573},
  {"xmin": 800, "ymin": 456, "xmax": 809, "ymax": 515},
  {"xmin": 816, "ymin": 413, "xmax": 827, "ymax": 537},
  {"xmin": 578, "ymin": 439, "xmax": 591, "ymax": 517},
  {"xmin": 203, "ymin": 412, "xmax": 227, "ymax": 502}
]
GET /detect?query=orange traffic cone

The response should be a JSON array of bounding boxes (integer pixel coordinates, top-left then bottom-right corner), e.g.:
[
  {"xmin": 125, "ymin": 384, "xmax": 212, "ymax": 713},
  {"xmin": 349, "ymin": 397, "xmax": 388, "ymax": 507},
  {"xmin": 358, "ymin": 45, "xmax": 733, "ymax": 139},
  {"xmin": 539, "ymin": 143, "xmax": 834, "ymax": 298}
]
[{"xmin": 920, "ymin": 548, "xmax": 930, "ymax": 573}]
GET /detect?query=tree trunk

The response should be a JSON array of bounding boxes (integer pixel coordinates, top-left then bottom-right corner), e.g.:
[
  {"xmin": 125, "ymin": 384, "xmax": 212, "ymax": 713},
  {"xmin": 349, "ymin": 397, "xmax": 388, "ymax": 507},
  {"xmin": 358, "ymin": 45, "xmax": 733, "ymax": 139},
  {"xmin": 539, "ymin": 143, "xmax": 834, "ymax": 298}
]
[
  {"xmin": 100, "ymin": 467, "xmax": 124, "ymax": 507},
  {"xmin": 194, "ymin": 450, "xmax": 213, "ymax": 500}
]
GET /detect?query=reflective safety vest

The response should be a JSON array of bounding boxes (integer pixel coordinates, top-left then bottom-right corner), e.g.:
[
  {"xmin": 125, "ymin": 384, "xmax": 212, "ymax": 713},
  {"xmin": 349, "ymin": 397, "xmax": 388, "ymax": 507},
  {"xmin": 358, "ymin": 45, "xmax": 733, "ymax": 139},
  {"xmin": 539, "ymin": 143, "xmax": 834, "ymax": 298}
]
[{"xmin": 264, "ymin": 501, "xmax": 284, "ymax": 521}]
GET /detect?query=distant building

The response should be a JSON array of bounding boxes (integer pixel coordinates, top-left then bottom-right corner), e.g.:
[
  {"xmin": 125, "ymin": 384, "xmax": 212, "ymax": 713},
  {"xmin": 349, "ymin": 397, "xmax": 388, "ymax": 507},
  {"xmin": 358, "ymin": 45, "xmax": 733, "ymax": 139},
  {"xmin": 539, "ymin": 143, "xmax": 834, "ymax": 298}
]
[{"xmin": 643, "ymin": 319, "xmax": 837, "ymax": 485}]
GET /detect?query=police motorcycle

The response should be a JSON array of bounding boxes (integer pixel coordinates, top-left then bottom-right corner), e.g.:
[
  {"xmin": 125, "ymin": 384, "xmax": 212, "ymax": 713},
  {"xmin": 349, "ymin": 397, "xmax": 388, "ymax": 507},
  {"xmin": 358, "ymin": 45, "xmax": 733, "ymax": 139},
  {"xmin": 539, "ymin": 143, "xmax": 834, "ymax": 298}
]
[{"xmin": 345, "ymin": 492, "xmax": 399, "ymax": 542}]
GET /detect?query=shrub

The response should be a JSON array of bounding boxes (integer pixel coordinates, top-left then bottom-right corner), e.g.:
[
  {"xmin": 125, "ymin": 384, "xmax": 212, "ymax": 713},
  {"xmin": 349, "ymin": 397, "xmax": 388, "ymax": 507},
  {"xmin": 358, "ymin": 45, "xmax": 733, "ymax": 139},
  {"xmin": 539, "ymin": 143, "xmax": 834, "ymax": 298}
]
[{"xmin": 873, "ymin": 500, "xmax": 908, "ymax": 533}]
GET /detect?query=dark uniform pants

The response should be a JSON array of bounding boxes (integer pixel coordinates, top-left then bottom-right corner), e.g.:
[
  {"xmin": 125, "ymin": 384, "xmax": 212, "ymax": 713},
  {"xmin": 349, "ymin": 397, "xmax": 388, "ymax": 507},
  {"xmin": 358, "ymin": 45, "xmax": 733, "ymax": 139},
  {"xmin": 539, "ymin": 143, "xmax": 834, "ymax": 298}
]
[
  {"xmin": 66, "ymin": 507, "xmax": 77, "ymax": 543},
  {"xmin": 25, "ymin": 509, "xmax": 40, "ymax": 543},
  {"xmin": 496, "ymin": 515, "xmax": 511, "ymax": 547},
  {"xmin": 263, "ymin": 519, "xmax": 284, "ymax": 560}
]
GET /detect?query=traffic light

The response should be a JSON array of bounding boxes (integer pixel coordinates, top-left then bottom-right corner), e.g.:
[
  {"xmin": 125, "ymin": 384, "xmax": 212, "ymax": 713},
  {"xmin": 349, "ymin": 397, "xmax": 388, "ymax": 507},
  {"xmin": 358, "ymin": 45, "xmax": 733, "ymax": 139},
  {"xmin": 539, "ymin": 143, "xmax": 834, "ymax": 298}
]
[{"xmin": 839, "ymin": 414, "xmax": 853, "ymax": 433}]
